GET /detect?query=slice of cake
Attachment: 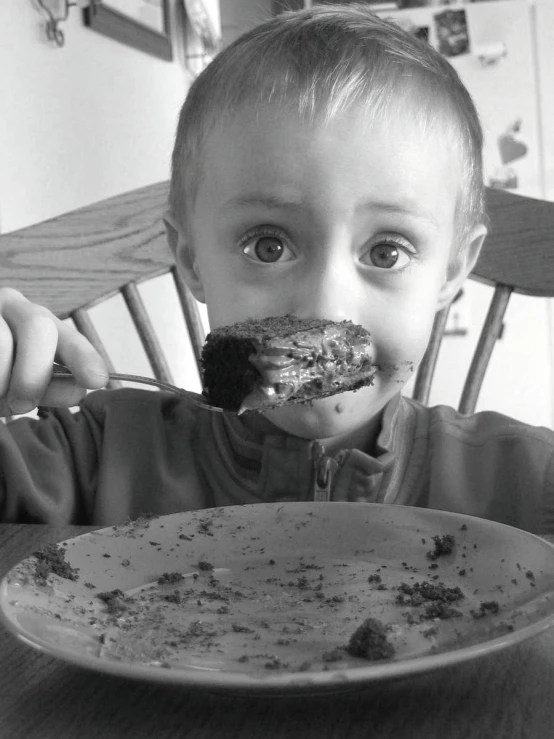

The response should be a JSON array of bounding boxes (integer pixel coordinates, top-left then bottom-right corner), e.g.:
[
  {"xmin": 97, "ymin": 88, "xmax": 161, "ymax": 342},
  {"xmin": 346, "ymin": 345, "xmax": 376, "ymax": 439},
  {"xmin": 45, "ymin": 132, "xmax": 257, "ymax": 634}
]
[{"xmin": 200, "ymin": 315, "xmax": 377, "ymax": 413}]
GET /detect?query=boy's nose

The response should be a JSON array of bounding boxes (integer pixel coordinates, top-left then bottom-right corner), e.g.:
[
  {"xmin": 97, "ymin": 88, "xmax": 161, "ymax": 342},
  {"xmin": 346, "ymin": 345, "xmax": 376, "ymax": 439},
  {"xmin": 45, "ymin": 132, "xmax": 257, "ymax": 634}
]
[{"xmin": 291, "ymin": 258, "xmax": 361, "ymax": 324}]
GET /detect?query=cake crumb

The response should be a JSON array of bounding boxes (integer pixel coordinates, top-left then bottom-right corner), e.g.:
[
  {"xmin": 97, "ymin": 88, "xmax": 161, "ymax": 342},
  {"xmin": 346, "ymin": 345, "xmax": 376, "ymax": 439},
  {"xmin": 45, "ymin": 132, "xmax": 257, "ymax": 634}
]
[
  {"xmin": 426, "ymin": 534, "xmax": 455, "ymax": 560},
  {"xmin": 322, "ymin": 648, "xmax": 344, "ymax": 662},
  {"xmin": 471, "ymin": 600, "xmax": 500, "ymax": 619},
  {"xmin": 346, "ymin": 617, "xmax": 395, "ymax": 661},
  {"xmin": 32, "ymin": 544, "xmax": 79, "ymax": 584},
  {"xmin": 158, "ymin": 571, "xmax": 184, "ymax": 585}
]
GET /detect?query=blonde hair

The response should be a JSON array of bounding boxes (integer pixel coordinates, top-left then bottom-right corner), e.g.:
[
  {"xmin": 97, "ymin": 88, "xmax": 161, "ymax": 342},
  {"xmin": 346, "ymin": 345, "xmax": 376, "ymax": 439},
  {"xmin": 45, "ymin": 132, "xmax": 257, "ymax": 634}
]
[{"xmin": 170, "ymin": 3, "xmax": 486, "ymax": 247}]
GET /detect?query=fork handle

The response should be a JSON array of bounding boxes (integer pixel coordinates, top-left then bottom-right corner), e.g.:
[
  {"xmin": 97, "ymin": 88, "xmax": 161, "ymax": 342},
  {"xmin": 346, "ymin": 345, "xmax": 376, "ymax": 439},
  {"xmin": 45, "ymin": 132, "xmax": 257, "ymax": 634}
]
[
  {"xmin": 52, "ymin": 364, "xmax": 188, "ymax": 397},
  {"xmin": 51, "ymin": 363, "xmax": 223, "ymax": 412}
]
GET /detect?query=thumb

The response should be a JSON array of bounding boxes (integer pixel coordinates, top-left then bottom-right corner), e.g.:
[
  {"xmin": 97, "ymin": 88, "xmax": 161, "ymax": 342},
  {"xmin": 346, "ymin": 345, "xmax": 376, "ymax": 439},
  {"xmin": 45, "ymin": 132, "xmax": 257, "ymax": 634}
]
[
  {"xmin": 0, "ymin": 378, "xmax": 89, "ymax": 416},
  {"xmin": 37, "ymin": 377, "xmax": 90, "ymax": 408}
]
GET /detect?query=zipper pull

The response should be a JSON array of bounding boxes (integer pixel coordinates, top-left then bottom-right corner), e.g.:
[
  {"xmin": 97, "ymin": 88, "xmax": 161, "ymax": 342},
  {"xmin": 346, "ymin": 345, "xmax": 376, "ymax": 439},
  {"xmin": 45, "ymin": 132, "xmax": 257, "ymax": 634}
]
[{"xmin": 312, "ymin": 443, "xmax": 339, "ymax": 502}]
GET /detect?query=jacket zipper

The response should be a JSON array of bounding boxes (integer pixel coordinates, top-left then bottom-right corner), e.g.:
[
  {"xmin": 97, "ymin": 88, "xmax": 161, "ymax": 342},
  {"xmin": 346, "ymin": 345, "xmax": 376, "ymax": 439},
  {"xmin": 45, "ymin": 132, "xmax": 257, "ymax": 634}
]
[{"xmin": 311, "ymin": 442, "xmax": 345, "ymax": 502}]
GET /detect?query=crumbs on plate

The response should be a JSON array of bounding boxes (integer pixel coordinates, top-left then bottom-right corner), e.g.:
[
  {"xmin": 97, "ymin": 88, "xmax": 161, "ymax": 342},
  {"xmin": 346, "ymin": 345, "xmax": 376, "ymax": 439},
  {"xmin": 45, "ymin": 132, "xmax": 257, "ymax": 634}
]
[{"xmin": 32, "ymin": 544, "xmax": 79, "ymax": 585}]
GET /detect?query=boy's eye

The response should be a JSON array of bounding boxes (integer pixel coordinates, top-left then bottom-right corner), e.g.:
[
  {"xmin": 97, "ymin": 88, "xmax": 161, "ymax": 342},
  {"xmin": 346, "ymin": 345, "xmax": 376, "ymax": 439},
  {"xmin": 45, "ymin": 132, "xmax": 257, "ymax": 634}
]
[
  {"xmin": 242, "ymin": 235, "xmax": 294, "ymax": 263},
  {"xmin": 365, "ymin": 241, "xmax": 411, "ymax": 270}
]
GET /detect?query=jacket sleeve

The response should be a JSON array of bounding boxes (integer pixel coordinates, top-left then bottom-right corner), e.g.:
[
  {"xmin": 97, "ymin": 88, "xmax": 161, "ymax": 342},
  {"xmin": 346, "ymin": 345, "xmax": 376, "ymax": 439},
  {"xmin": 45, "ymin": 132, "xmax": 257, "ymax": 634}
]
[
  {"xmin": 0, "ymin": 401, "xmax": 104, "ymax": 524},
  {"xmin": 539, "ymin": 448, "xmax": 554, "ymax": 535}
]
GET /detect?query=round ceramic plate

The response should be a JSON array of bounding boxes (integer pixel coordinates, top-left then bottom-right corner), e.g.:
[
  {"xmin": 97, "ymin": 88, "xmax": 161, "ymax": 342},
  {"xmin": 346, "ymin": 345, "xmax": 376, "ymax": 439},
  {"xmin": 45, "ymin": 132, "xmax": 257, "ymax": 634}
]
[{"xmin": 2, "ymin": 502, "xmax": 554, "ymax": 696}]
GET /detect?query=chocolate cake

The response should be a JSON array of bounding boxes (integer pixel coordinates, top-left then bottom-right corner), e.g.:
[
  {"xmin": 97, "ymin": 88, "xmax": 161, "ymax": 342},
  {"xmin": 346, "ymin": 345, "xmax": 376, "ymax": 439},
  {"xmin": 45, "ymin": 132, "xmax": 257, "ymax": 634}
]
[{"xmin": 200, "ymin": 315, "xmax": 377, "ymax": 413}]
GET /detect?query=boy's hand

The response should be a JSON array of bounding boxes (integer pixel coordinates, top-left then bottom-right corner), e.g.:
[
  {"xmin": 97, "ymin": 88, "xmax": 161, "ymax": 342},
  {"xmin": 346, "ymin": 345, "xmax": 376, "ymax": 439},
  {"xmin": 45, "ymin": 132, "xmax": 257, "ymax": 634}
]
[{"xmin": 0, "ymin": 289, "xmax": 109, "ymax": 416}]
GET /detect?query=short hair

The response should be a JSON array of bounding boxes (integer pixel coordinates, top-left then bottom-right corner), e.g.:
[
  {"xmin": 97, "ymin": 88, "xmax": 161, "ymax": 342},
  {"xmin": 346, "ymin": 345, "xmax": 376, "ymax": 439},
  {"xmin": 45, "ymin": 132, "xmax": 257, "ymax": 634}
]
[{"xmin": 169, "ymin": 3, "xmax": 486, "ymax": 249}]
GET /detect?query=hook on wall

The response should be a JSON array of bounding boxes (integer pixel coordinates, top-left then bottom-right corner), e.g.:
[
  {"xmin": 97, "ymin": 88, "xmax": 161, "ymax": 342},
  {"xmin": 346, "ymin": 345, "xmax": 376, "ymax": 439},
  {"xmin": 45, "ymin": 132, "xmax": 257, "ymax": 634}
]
[{"xmin": 36, "ymin": 0, "xmax": 96, "ymax": 47}]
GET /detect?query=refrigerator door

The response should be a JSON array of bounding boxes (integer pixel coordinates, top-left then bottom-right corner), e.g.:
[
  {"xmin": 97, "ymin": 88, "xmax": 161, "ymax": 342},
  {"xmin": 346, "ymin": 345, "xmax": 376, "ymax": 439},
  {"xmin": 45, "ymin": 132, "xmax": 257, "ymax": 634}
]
[
  {"xmin": 382, "ymin": 0, "xmax": 543, "ymax": 198},
  {"xmin": 534, "ymin": 0, "xmax": 554, "ymax": 202}
]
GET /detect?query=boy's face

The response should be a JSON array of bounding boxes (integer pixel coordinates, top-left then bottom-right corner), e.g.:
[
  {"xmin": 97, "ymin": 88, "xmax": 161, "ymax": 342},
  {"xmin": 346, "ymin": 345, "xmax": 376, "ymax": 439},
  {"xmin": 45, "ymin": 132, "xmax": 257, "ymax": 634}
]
[{"xmin": 171, "ymin": 104, "xmax": 484, "ymax": 442}]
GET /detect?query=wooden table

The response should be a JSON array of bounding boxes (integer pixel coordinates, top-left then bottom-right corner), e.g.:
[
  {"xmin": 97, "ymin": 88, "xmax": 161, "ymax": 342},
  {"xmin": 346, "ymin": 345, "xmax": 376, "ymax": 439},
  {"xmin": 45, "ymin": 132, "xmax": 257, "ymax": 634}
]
[{"xmin": 1, "ymin": 524, "xmax": 554, "ymax": 739}]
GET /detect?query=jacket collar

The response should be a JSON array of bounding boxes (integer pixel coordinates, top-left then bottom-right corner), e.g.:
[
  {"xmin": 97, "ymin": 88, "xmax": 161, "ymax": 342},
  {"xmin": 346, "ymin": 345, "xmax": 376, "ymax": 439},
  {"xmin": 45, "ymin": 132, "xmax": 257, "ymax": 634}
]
[{"xmin": 196, "ymin": 393, "xmax": 415, "ymax": 505}]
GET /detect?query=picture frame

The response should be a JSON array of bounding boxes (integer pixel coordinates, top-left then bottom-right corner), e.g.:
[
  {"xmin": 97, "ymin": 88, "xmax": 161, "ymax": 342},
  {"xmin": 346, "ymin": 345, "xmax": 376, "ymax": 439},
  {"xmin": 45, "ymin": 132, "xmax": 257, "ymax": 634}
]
[{"xmin": 83, "ymin": 1, "xmax": 172, "ymax": 61}]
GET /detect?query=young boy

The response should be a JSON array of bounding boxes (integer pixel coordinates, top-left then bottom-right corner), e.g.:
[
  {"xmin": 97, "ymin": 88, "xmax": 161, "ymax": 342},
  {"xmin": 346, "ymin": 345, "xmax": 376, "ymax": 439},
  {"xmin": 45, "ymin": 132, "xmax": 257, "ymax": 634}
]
[{"xmin": 1, "ymin": 4, "xmax": 553, "ymax": 532}]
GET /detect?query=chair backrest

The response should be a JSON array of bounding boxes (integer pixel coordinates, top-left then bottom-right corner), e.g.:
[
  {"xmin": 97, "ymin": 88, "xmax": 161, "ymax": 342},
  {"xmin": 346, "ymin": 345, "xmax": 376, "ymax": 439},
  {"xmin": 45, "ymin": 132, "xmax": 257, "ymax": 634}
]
[
  {"xmin": 0, "ymin": 182, "xmax": 205, "ymax": 389},
  {"xmin": 413, "ymin": 188, "xmax": 554, "ymax": 414},
  {"xmin": 1, "ymin": 183, "xmax": 553, "ymax": 413}
]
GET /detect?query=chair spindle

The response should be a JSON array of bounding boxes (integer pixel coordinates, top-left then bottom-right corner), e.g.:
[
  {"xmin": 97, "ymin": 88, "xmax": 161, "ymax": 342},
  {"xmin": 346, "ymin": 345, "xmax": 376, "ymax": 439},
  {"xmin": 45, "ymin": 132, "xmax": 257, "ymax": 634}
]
[
  {"xmin": 121, "ymin": 282, "xmax": 174, "ymax": 384},
  {"xmin": 171, "ymin": 266, "xmax": 206, "ymax": 374},
  {"xmin": 412, "ymin": 305, "xmax": 451, "ymax": 406},
  {"xmin": 458, "ymin": 283, "xmax": 513, "ymax": 415},
  {"xmin": 71, "ymin": 307, "xmax": 123, "ymax": 390}
]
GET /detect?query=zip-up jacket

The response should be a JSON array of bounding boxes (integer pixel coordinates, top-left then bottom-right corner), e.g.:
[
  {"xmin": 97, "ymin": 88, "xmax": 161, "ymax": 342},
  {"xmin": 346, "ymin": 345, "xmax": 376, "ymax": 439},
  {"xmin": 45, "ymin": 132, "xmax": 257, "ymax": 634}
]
[{"xmin": 1, "ymin": 388, "xmax": 554, "ymax": 533}]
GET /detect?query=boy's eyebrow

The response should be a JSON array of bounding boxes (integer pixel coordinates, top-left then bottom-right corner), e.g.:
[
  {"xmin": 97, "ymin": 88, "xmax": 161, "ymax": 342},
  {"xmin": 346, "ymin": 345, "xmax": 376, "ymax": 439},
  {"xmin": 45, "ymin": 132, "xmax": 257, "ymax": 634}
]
[
  {"xmin": 222, "ymin": 195, "xmax": 441, "ymax": 229},
  {"xmin": 221, "ymin": 194, "xmax": 304, "ymax": 212},
  {"xmin": 360, "ymin": 200, "xmax": 441, "ymax": 230}
]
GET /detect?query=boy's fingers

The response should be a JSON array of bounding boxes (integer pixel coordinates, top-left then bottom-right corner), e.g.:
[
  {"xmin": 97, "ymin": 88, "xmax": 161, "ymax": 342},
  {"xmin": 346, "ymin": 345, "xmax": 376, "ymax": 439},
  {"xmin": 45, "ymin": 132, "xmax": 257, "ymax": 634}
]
[
  {"xmin": 0, "ymin": 290, "xmax": 108, "ymax": 414},
  {"xmin": 8, "ymin": 318, "xmax": 109, "ymax": 413},
  {"xmin": 0, "ymin": 316, "xmax": 15, "ymax": 400},
  {"xmin": 0, "ymin": 378, "xmax": 88, "ymax": 417},
  {"xmin": 54, "ymin": 321, "xmax": 109, "ymax": 389},
  {"xmin": 37, "ymin": 377, "xmax": 89, "ymax": 409},
  {"xmin": 0, "ymin": 400, "xmax": 14, "ymax": 418},
  {"xmin": 4, "ymin": 310, "xmax": 58, "ymax": 412}
]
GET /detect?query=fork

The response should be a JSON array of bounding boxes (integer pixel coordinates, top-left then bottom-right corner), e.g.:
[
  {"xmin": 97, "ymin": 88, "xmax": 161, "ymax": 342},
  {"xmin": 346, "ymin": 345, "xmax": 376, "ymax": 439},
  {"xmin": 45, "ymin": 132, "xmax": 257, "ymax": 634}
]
[{"xmin": 51, "ymin": 363, "xmax": 223, "ymax": 413}]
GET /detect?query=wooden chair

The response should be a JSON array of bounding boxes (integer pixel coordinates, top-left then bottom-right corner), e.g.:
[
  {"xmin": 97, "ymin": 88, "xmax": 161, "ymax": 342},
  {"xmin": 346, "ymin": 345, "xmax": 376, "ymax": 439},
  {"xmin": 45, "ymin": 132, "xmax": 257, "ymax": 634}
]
[
  {"xmin": 413, "ymin": 187, "xmax": 554, "ymax": 414},
  {"xmin": 0, "ymin": 182, "xmax": 205, "ymax": 391},
  {"xmin": 1, "ymin": 183, "xmax": 553, "ymax": 414}
]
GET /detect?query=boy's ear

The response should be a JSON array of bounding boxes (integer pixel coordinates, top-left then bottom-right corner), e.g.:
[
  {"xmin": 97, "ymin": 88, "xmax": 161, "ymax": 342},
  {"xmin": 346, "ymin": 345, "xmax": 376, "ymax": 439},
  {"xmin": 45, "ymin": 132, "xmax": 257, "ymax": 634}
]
[
  {"xmin": 437, "ymin": 225, "xmax": 487, "ymax": 311},
  {"xmin": 163, "ymin": 211, "xmax": 206, "ymax": 303}
]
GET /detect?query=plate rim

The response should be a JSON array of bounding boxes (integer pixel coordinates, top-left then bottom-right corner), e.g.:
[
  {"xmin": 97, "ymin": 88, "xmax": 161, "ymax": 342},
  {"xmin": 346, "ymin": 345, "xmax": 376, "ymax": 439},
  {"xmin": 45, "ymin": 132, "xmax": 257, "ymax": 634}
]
[{"xmin": 2, "ymin": 502, "xmax": 554, "ymax": 695}]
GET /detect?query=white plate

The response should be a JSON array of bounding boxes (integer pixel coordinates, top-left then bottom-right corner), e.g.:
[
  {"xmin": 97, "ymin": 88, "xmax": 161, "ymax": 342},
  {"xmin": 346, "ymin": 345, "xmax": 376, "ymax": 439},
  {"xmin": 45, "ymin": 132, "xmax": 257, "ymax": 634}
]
[{"xmin": 2, "ymin": 503, "xmax": 554, "ymax": 696}]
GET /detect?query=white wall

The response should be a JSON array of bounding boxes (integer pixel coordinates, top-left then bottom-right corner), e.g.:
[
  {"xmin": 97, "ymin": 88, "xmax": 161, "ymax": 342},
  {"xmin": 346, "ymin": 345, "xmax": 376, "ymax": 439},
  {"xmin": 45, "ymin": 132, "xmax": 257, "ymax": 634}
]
[
  {"xmin": 220, "ymin": 0, "xmax": 272, "ymax": 47},
  {"xmin": 0, "ymin": 0, "xmax": 193, "ymax": 232}
]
